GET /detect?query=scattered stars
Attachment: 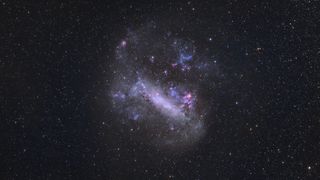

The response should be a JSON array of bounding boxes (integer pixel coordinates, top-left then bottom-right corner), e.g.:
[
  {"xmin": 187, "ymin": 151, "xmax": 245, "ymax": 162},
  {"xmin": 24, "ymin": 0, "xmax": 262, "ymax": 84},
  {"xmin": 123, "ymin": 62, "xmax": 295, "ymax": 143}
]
[
  {"xmin": 163, "ymin": 69, "xmax": 168, "ymax": 76},
  {"xmin": 121, "ymin": 40, "xmax": 127, "ymax": 47},
  {"xmin": 256, "ymin": 47, "xmax": 262, "ymax": 52},
  {"xmin": 150, "ymin": 55, "xmax": 155, "ymax": 63},
  {"xmin": 168, "ymin": 175, "xmax": 175, "ymax": 179},
  {"xmin": 5, "ymin": 1, "xmax": 317, "ymax": 179}
]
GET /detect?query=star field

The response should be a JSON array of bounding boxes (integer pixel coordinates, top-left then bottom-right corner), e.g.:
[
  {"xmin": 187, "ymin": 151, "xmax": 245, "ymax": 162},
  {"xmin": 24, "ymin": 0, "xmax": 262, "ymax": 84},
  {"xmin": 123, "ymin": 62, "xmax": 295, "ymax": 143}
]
[{"xmin": 1, "ymin": 0, "xmax": 320, "ymax": 179}]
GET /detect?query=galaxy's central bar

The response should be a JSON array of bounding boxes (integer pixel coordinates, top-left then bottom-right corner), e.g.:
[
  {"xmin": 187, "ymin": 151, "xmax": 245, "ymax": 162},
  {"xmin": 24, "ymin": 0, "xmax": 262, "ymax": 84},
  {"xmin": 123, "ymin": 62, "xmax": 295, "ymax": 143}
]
[
  {"xmin": 149, "ymin": 90, "xmax": 185, "ymax": 119},
  {"xmin": 131, "ymin": 79, "xmax": 187, "ymax": 120}
]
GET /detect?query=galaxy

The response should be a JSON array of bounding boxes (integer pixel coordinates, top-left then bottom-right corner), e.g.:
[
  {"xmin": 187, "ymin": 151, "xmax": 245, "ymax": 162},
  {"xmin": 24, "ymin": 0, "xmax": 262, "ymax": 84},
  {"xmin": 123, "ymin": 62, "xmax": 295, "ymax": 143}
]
[
  {"xmin": 2, "ymin": 1, "xmax": 320, "ymax": 179},
  {"xmin": 110, "ymin": 23, "xmax": 214, "ymax": 149}
]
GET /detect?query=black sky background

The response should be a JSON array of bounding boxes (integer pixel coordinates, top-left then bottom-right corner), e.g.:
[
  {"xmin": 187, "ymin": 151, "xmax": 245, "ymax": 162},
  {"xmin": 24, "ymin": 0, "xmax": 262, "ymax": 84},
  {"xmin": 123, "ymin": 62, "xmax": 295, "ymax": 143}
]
[{"xmin": 1, "ymin": 0, "xmax": 320, "ymax": 179}]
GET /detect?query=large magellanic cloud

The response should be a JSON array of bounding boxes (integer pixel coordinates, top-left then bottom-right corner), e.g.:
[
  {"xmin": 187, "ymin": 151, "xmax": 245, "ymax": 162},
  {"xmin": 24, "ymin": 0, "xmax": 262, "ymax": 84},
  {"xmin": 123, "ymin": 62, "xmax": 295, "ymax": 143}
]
[{"xmin": 110, "ymin": 22, "xmax": 217, "ymax": 149}]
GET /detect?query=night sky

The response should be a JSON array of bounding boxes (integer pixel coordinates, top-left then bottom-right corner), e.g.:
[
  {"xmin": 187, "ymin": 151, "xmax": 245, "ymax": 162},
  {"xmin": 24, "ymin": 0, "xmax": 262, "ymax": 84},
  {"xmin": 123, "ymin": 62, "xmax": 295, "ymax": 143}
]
[{"xmin": 2, "ymin": 0, "xmax": 320, "ymax": 179}]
